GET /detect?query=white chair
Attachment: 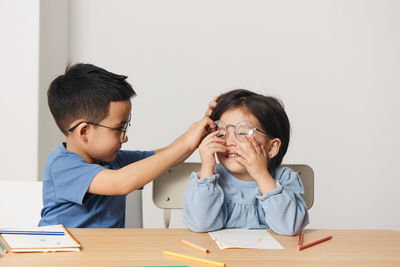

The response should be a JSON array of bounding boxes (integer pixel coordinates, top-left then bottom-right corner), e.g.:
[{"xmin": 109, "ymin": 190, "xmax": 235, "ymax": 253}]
[
  {"xmin": 0, "ymin": 180, "xmax": 143, "ymax": 228},
  {"xmin": 125, "ymin": 190, "xmax": 144, "ymax": 228},
  {"xmin": 153, "ymin": 163, "xmax": 314, "ymax": 228},
  {"xmin": 0, "ymin": 180, "xmax": 43, "ymax": 228}
]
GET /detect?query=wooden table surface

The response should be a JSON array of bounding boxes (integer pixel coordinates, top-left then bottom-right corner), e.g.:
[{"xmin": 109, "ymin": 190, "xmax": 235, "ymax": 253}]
[{"xmin": 1, "ymin": 228, "xmax": 399, "ymax": 266}]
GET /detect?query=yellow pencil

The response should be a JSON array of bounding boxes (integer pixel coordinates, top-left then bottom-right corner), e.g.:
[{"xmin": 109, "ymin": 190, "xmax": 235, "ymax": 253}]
[
  {"xmin": 180, "ymin": 239, "xmax": 209, "ymax": 253},
  {"xmin": 163, "ymin": 250, "xmax": 225, "ymax": 267}
]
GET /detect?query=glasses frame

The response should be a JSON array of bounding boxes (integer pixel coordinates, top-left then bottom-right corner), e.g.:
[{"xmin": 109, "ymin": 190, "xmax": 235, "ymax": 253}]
[
  {"xmin": 214, "ymin": 120, "xmax": 275, "ymax": 141},
  {"xmin": 68, "ymin": 114, "xmax": 132, "ymax": 142}
]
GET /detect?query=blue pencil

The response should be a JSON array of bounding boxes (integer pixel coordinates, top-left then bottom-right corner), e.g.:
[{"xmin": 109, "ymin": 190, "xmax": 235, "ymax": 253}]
[
  {"xmin": 0, "ymin": 239, "xmax": 8, "ymax": 253},
  {"xmin": 0, "ymin": 230, "xmax": 64, "ymax": 236}
]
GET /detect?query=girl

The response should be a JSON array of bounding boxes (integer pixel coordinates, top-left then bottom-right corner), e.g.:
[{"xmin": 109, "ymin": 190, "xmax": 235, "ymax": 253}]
[{"xmin": 183, "ymin": 89, "xmax": 309, "ymax": 235}]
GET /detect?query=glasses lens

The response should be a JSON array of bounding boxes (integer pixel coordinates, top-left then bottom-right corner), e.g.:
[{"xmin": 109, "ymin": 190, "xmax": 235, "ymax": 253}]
[
  {"xmin": 235, "ymin": 127, "xmax": 251, "ymax": 141},
  {"xmin": 121, "ymin": 115, "xmax": 132, "ymax": 142},
  {"xmin": 235, "ymin": 122, "xmax": 254, "ymax": 142}
]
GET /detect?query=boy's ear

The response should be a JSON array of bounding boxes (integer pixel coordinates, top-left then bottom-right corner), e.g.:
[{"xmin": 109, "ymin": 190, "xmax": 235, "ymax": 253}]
[
  {"xmin": 268, "ymin": 138, "xmax": 281, "ymax": 159},
  {"xmin": 69, "ymin": 120, "xmax": 90, "ymax": 142},
  {"xmin": 78, "ymin": 123, "xmax": 89, "ymax": 142}
]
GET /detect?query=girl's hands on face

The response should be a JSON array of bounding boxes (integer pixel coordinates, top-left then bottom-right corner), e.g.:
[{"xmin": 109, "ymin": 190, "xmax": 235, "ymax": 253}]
[
  {"xmin": 198, "ymin": 131, "xmax": 227, "ymax": 178},
  {"xmin": 233, "ymin": 136, "xmax": 270, "ymax": 181}
]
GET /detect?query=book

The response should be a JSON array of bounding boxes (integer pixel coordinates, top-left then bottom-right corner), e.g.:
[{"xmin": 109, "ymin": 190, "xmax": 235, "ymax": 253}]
[
  {"xmin": 0, "ymin": 225, "xmax": 80, "ymax": 252},
  {"xmin": 209, "ymin": 228, "xmax": 283, "ymax": 250}
]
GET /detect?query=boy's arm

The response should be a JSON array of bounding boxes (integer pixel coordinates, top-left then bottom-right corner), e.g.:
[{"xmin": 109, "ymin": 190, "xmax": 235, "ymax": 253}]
[{"xmin": 88, "ymin": 117, "xmax": 215, "ymax": 195}]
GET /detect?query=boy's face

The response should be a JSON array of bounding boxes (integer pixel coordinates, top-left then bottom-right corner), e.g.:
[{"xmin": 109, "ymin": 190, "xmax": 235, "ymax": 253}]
[{"xmin": 86, "ymin": 100, "xmax": 132, "ymax": 163}]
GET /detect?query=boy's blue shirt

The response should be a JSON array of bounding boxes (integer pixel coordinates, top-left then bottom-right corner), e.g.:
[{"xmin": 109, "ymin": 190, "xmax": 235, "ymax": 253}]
[{"xmin": 39, "ymin": 143, "xmax": 154, "ymax": 228}]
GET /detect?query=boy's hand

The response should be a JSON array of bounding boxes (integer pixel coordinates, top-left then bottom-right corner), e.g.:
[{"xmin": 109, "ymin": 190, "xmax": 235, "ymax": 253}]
[
  {"xmin": 182, "ymin": 117, "xmax": 216, "ymax": 151},
  {"xmin": 198, "ymin": 131, "xmax": 226, "ymax": 178},
  {"xmin": 204, "ymin": 96, "xmax": 218, "ymax": 117}
]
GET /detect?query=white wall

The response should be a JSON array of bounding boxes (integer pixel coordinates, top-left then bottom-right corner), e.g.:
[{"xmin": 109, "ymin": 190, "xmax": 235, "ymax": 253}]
[
  {"xmin": 2, "ymin": 0, "xmax": 399, "ymax": 230},
  {"xmin": 38, "ymin": 0, "xmax": 69, "ymax": 180},
  {"xmin": 68, "ymin": 0, "xmax": 400, "ymax": 230},
  {"xmin": 0, "ymin": 0, "xmax": 40, "ymax": 181},
  {"xmin": 0, "ymin": 0, "xmax": 67, "ymax": 182}
]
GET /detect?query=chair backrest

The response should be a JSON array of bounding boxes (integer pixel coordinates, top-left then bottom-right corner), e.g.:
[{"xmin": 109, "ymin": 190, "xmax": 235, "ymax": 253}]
[
  {"xmin": 125, "ymin": 189, "xmax": 144, "ymax": 228},
  {"xmin": 153, "ymin": 163, "xmax": 314, "ymax": 228},
  {"xmin": 0, "ymin": 180, "xmax": 43, "ymax": 228}
]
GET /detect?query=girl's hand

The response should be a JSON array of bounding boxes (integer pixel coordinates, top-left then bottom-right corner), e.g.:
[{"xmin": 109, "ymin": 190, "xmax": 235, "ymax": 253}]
[
  {"xmin": 198, "ymin": 131, "xmax": 226, "ymax": 178},
  {"xmin": 233, "ymin": 136, "xmax": 277, "ymax": 194},
  {"xmin": 233, "ymin": 136, "xmax": 270, "ymax": 181}
]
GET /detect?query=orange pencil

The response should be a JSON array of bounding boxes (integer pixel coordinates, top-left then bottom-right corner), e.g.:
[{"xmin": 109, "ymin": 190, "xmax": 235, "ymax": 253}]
[
  {"xmin": 297, "ymin": 235, "xmax": 332, "ymax": 251},
  {"xmin": 180, "ymin": 239, "xmax": 209, "ymax": 253}
]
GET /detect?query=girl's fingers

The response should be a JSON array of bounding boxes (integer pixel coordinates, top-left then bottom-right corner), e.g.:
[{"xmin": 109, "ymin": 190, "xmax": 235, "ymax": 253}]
[
  {"xmin": 201, "ymin": 142, "xmax": 227, "ymax": 154},
  {"xmin": 234, "ymin": 147, "xmax": 249, "ymax": 160},
  {"xmin": 207, "ymin": 142, "xmax": 227, "ymax": 151},
  {"xmin": 203, "ymin": 130, "xmax": 224, "ymax": 143},
  {"xmin": 236, "ymin": 137, "xmax": 255, "ymax": 157},
  {"xmin": 260, "ymin": 144, "xmax": 267, "ymax": 157},
  {"xmin": 249, "ymin": 136, "xmax": 261, "ymax": 154},
  {"xmin": 209, "ymin": 146, "xmax": 227, "ymax": 154},
  {"xmin": 233, "ymin": 156, "xmax": 246, "ymax": 166}
]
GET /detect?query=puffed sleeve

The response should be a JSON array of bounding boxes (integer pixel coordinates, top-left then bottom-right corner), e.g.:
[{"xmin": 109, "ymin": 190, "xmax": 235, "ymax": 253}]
[
  {"xmin": 257, "ymin": 167, "xmax": 309, "ymax": 235},
  {"xmin": 183, "ymin": 172, "xmax": 227, "ymax": 232}
]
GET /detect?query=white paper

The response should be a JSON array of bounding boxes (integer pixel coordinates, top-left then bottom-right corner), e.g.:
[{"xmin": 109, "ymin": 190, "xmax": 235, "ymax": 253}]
[
  {"xmin": 1, "ymin": 225, "xmax": 80, "ymax": 252},
  {"xmin": 209, "ymin": 228, "xmax": 284, "ymax": 250}
]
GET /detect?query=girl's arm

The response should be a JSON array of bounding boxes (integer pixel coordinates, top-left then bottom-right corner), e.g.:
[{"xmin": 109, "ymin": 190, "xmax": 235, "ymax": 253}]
[
  {"xmin": 182, "ymin": 172, "xmax": 227, "ymax": 232},
  {"xmin": 258, "ymin": 168, "xmax": 309, "ymax": 236},
  {"xmin": 183, "ymin": 131, "xmax": 228, "ymax": 232}
]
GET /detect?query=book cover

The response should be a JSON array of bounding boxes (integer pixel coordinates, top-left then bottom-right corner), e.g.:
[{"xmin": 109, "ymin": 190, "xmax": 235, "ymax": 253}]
[{"xmin": 0, "ymin": 224, "xmax": 80, "ymax": 252}]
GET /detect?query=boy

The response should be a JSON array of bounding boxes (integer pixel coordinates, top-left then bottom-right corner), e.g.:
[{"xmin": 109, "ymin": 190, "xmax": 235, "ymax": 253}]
[{"xmin": 39, "ymin": 63, "xmax": 214, "ymax": 228}]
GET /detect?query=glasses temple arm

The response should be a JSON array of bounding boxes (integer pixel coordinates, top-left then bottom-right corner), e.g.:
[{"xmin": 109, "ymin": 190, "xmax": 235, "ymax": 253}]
[{"xmin": 255, "ymin": 128, "xmax": 275, "ymax": 138}]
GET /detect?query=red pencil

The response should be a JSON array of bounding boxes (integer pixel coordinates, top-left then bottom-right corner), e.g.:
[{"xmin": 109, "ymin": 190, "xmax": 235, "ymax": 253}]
[
  {"xmin": 298, "ymin": 231, "xmax": 304, "ymax": 246},
  {"xmin": 297, "ymin": 235, "xmax": 332, "ymax": 251}
]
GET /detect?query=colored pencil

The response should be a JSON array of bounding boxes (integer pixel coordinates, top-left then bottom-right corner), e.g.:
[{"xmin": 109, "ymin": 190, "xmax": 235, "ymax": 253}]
[
  {"xmin": 180, "ymin": 239, "xmax": 209, "ymax": 253},
  {"xmin": 0, "ymin": 230, "xmax": 64, "ymax": 236},
  {"xmin": 0, "ymin": 239, "xmax": 8, "ymax": 253},
  {"xmin": 297, "ymin": 235, "xmax": 332, "ymax": 251},
  {"xmin": 163, "ymin": 251, "xmax": 225, "ymax": 267},
  {"xmin": 298, "ymin": 231, "xmax": 304, "ymax": 246}
]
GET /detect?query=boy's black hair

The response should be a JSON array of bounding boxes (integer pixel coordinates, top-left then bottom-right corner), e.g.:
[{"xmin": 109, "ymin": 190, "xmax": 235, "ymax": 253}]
[
  {"xmin": 48, "ymin": 63, "xmax": 136, "ymax": 135},
  {"xmin": 211, "ymin": 89, "xmax": 290, "ymax": 171}
]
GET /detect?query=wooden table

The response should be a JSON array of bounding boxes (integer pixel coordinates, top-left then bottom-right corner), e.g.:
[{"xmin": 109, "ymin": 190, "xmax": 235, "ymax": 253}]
[{"xmin": 1, "ymin": 229, "xmax": 399, "ymax": 266}]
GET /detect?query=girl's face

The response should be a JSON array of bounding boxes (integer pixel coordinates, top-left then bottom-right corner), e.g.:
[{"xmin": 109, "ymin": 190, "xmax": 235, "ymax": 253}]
[{"xmin": 216, "ymin": 107, "xmax": 269, "ymax": 180}]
